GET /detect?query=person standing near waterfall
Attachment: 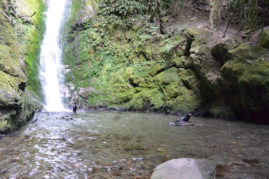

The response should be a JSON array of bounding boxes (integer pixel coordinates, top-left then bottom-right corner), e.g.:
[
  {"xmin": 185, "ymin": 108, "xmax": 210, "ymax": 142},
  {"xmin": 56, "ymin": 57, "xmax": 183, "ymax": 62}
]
[{"xmin": 71, "ymin": 92, "xmax": 78, "ymax": 113}]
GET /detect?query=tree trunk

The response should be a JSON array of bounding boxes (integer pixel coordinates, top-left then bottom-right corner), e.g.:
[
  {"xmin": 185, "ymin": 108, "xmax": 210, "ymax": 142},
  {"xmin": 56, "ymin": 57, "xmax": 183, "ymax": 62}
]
[
  {"xmin": 149, "ymin": 0, "xmax": 165, "ymax": 34},
  {"xmin": 223, "ymin": 12, "xmax": 230, "ymax": 38},
  {"xmin": 157, "ymin": 0, "xmax": 165, "ymax": 34},
  {"xmin": 209, "ymin": 0, "xmax": 221, "ymax": 29},
  {"xmin": 171, "ymin": 0, "xmax": 179, "ymax": 17},
  {"xmin": 150, "ymin": 5, "xmax": 159, "ymax": 23},
  {"xmin": 245, "ymin": 0, "xmax": 258, "ymax": 32},
  {"xmin": 0, "ymin": 9, "xmax": 11, "ymax": 23}
]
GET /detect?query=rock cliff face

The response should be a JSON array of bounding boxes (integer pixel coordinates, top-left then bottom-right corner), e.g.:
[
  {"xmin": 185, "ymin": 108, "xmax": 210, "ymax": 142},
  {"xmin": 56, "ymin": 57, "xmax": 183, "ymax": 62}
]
[
  {"xmin": 64, "ymin": 0, "xmax": 269, "ymax": 123},
  {"xmin": 64, "ymin": 14, "xmax": 202, "ymax": 114},
  {"xmin": 0, "ymin": 0, "xmax": 44, "ymax": 133},
  {"xmin": 189, "ymin": 28, "xmax": 269, "ymax": 123}
]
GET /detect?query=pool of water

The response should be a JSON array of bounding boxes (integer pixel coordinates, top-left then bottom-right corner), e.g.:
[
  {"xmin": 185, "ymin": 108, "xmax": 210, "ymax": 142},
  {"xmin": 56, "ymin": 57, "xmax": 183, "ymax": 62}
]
[{"xmin": 0, "ymin": 110, "xmax": 269, "ymax": 178}]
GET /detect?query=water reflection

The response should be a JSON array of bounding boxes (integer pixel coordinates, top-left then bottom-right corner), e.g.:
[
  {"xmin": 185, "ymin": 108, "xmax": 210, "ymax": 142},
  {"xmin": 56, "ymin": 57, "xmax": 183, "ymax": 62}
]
[{"xmin": 0, "ymin": 111, "xmax": 268, "ymax": 178}]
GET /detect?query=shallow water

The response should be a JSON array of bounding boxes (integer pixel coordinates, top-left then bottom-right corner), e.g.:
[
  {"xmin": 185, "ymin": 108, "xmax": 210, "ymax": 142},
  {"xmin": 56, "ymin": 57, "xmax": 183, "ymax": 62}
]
[{"xmin": 0, "ymin": 110, "xmax": 269, "ymax": 178}]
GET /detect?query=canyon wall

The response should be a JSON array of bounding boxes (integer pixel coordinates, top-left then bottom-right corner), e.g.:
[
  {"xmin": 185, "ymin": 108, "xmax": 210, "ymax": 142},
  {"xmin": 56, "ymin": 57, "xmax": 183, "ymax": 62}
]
[{"xmin": 0, "ymin": 0, "xmax": 44, "ymax": 132}]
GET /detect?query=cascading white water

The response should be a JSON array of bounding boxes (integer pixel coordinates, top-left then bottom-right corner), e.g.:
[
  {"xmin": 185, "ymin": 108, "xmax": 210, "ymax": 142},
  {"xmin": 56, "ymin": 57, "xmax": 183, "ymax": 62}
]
[{"xmin": 39, "ymin": 0, "xmax": 68, "ymax": 112}]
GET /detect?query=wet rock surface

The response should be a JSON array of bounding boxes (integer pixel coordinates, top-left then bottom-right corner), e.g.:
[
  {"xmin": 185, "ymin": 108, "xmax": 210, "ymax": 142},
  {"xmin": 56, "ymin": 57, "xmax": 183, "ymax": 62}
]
[
  {"xmin": 151, "ymin": 158, "xmax": 216, "ymax": 179},
  {"xmin": 0, "ymin": 110, "xmax": 269, "ymax": 178},
  {"xmin": 0, "ymin": 0, "xmax": 44, "ymax": 133}
]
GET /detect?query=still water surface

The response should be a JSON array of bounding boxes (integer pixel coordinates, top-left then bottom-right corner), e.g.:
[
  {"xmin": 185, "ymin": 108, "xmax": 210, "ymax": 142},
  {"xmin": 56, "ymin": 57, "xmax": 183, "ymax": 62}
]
[{"xmin": 0, "ymin": 110, "xmax": 269, "ymax": 178}]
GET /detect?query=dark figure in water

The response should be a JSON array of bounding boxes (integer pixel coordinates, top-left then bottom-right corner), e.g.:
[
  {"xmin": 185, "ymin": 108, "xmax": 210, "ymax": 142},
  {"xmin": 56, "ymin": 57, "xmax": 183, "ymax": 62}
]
[
  {"xmin": 169, "ymin": 113, "xmax": 193, "ymax": 126},
  {"xmin": 73, "ymin": 103, "xmax": 77, "ymax": 113},
  {"xmin": 71, "ymin": 93, "xmax": 78, "ymax": 113},
  {"xmin": 176, "ymin": 113, "xmax": 191, "ymax": 123}
]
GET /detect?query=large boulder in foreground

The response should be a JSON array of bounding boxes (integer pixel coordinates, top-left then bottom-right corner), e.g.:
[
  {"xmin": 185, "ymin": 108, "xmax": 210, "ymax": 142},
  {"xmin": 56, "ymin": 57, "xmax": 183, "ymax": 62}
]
[{"xmin": 151, "ymin": 158, "xmax": 216, "ymax": 179}]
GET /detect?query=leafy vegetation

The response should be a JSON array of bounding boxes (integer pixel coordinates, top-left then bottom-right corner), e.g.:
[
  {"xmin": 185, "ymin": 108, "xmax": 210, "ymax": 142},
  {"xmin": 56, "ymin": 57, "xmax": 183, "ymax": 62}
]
[
  {"xmin": 98, "ymin": 0, "xmax": 182, "ymax": 17},
  {"xmin": 98, "ymin": 0, "xmax": 147, "ymax": 17}
]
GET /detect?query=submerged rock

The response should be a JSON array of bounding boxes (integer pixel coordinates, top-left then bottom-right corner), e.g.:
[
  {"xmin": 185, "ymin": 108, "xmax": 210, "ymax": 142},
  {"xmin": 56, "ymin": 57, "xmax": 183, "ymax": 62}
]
[{"xmin": 151, "ymin": 158, "xmax": 216, "ymax": 179}]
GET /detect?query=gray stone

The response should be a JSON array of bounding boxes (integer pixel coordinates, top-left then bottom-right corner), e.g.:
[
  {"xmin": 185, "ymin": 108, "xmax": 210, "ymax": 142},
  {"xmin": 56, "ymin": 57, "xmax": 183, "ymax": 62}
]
[
  {"xmin": 151, "ymin": 158, "xmax": 216, "ymax": 179},
  {"xmin": 249, "ymin": 26, "xmax": 269, "ymax": 48}
]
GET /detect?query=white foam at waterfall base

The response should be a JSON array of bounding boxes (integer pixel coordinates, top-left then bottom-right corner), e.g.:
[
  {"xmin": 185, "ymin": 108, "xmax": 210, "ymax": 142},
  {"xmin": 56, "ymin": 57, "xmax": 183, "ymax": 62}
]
[{"xmin": 39, "ymin": 0, "xmax": 68, "ymax": 112}]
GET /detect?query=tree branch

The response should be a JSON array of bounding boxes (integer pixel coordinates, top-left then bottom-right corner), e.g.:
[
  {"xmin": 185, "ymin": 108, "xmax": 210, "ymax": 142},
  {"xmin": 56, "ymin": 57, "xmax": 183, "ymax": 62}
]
[
  {"xmin": 0, "ymin": 8, "xmax": 37, "ymax": 24},
  {"xmin": 0, "ymin": 9, "xmax": 12, "ymax": 23}
]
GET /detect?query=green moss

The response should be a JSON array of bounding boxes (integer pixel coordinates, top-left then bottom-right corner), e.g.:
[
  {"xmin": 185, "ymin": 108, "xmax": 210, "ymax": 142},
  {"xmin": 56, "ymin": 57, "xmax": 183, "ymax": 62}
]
[
  {"xmin": 220, "ymin": 41, "xmax": 269, "ymax": 122},
  {"xmin": 0, "ymin": 70, "xmax": 21, "ymax": 105},
  {"xmin": 0, "ymin": 117, "xmax": 10, "ymax": 133},
  {"xmin": 221, "ymin": 59, "xmax": 246, "ymax": 80},
  {"xmin": 258, "ymin": 30, "xmax": 269, "ymax": 49},
  {"xmin": 70, "ymin": 0, "xmax": 83, "ymax": 24},
  {"xmin": 62, "ymin": 0, "xmax": 269, "ymax": 122},
  {"xmin": 0, "ymin": 120, "xmax": 8, "ymax": 132},
  {"xmin": 239, "ymin": 61, "xmax": 269, "ymax": 111},
  {"xmin": 184, "ymin": 28, "xmax": 209, "ymax": 46},
  {"xmin": 24, "ymin": 0, "xmax": 46, "ymax": 100},
  {"xmin": 69, "ymin": 0, "xmax": 98, "ymax": 26},
  {"xmin": 63, "ymin": 5, "xmax": 202, "ymax": 113},
  {"xmin": 229, "ymin": 43, "xmax": 267, "ymax": 60},
  {"xmin": 124, "ymin": 89, "xmax": 164, "ymax": 110},
  {"xmin": 154, "ymin": 67, "xmax": 181, "ymax": 85},
  {"xmin": 239, "ymin": 60, "xmax": 269, "ymax": 87},
  {"xmin": 0, "ymin": 0, "xmax": 44, "ymax": 133}
]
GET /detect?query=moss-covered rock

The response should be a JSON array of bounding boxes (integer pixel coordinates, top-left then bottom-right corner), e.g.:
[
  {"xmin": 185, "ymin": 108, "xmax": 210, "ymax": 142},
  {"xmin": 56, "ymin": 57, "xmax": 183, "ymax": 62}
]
[
  {"xmin": 63, "ymin": 7, "xmax": 203, "ymax": 114},
  {"xmin": 0, "ymin": 90, "xmax": 41, "ymax": 133},
  {"xmin": 70, "ymin": 0, "xmax": 98, "ymax": 26},
  {"xmin": 221, "ymin": 43, "xmax": 269, "ymax": 123},
  {"xmin": 188, "ymin": 28, "xmax": 223, "ymax": 98},
  {"xmin": 0, "ymin": 0, "xmax": 45, "ymax": 133},
  {"xmin": 211, "ymin": 37, "xmax": 242, "ymax": 65},
  {"xmin": 229, "ymin": 44, "xmax": 267, "ymax": 60},
  {"xmin": 259, "ymin": 29, "xmax": 269, "ymax": 49},
  {"xmin": 63, "ymin": 0, "xmax": 269, "ymax": 123}
]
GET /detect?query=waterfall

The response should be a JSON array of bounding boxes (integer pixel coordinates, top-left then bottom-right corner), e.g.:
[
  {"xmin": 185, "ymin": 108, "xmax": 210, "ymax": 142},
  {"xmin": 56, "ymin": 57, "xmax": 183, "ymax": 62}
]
[{"xmin": 39, "ymin": 0, "xmax": 68, "ymax": 112}]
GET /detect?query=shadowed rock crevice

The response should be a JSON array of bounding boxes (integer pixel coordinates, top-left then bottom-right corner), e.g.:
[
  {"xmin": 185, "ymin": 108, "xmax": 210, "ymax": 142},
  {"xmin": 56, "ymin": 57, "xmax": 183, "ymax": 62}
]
[{"xmin": 184, "ymin": 33, "xmax": 194, "ymax": 56}]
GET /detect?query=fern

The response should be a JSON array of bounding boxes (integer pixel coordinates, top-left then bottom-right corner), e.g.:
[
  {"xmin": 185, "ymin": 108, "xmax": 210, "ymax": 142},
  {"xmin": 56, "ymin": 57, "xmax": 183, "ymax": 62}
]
[{"xmin": 98, "ymin": 0, "xmax": 147, "ymax": 17}]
